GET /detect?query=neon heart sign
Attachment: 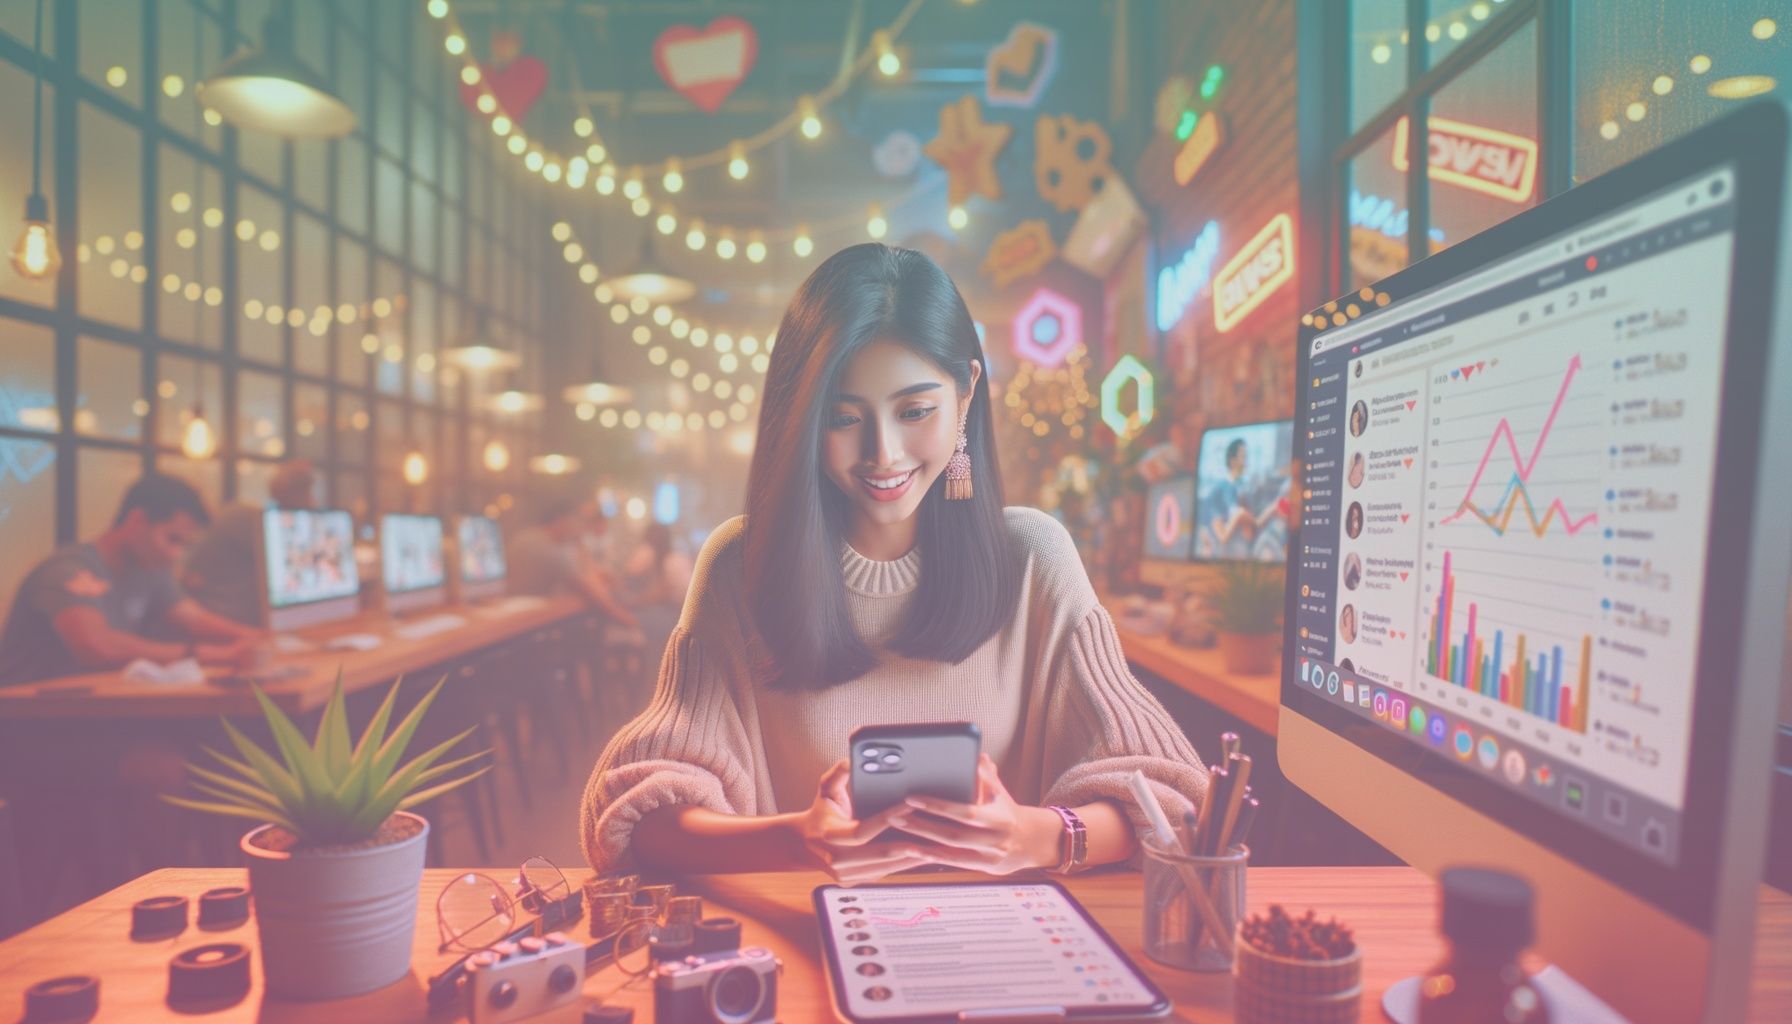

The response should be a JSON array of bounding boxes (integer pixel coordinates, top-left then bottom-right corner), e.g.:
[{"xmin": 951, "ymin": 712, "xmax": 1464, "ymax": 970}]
[{"xmin": 653, "ymin": 17, "xmax": 759, "ymax": 114}]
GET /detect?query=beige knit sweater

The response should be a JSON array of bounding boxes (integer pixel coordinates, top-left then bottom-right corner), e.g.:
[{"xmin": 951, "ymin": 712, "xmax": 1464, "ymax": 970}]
[{"xmin": 580, "ymin": 506, "xmax": 1208, "ymax": 873}]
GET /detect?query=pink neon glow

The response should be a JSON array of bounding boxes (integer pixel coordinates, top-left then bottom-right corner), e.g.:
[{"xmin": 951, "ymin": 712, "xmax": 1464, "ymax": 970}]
[{"xmin": 1010, "ymin": 287, "xmax": 1082, "ymax": 369}]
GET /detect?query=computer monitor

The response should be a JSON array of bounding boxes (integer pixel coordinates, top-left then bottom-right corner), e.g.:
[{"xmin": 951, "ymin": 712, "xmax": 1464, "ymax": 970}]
[
  {"xmin": 1191, "ymin": 419, "xmax": 1294, "ymax": 563},
  {"xmin": 1282, "ymin": 102, "xmax": 1790, "ymax": 1022},
  {"xmin": 1142, "ymin": 476, "xmax": 1197, "ymax": 563},
  {"xmin": 379, "ymin": 513, "xmax": 447, "ymax": 614},
  {"xmin": 454, "ymin": 514, "xmax": 507, "ymax": 602},
  {"xmin": 259, "ymin": 507, "xmax": 361, "ymax": 631}
]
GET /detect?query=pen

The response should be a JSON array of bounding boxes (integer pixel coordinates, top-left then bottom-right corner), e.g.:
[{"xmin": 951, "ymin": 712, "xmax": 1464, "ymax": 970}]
[
  {"xmin": 1127, "ymin": 770, "xmax": 1230, "ymax": 942},
  {"xmin": 1209, "ymin": 753, "xmax": 1252, "ymax": 855},
  {"xmin": 1221, "ymin": 731, "xmax": 1241, "ymax": 763},
  {"xmin": 1190, "ymin": 760, "xmax": 1230, "ymax": 856},
  {"xmin": 1233, "ymin": 793, "xmax": 1261, "ymax": 848}
]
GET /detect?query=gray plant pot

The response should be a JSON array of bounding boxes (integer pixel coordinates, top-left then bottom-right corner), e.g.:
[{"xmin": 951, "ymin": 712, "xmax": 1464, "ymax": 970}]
[{"xmin": 241, "ymin": 812, "xmax": 430, "ymax": 1001}]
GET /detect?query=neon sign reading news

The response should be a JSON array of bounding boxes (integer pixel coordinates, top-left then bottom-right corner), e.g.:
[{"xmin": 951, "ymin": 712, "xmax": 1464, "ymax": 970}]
[{"xmin": 1155, "ymin": 220, "xmax": 1220, "ymax": 333}]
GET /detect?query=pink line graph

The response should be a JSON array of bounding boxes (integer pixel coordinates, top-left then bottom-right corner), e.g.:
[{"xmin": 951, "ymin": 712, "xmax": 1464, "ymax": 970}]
[
  {"xmin": 1440, "ymin": 355, "xmax": 1596, "ymax": 536},
  {"xmin": 870, "ymin": 907, "xmax": 942, "ymax": 928}
]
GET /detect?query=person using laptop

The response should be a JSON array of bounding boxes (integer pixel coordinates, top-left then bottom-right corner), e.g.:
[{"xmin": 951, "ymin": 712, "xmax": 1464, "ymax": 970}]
[
  {"xmin": 0, "ymin": 474, "xmax": 265, "ymax": 686},
  {"xmin": 181, "ymin": 458, "xmax": 319, "ymax": 625},
  {"xmin": 583, "ymin": 245, "xmax": 1207, "ymax": 884}
]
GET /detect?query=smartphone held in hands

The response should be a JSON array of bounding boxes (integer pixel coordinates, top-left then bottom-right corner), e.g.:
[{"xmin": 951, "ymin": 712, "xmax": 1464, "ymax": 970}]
[{"xmin": 848, "ymin": 722, "xmax": 980, "ymax": 820}]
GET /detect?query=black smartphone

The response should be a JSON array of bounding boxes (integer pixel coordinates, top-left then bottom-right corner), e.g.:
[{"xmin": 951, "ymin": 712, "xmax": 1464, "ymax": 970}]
[{"xmin": 848, "ymin": 722, "xmax": 981, "ymax": 820}]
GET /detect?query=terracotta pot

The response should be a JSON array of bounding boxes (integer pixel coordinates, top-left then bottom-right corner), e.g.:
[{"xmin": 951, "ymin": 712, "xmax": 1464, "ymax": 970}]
[
  {"xmin": 1217, "ymin": 631, "xmax": 1279, "ymax": 675},
  {"xmin": 241, "ymin": 812, "xmax": 429, "ymax": 1001}
]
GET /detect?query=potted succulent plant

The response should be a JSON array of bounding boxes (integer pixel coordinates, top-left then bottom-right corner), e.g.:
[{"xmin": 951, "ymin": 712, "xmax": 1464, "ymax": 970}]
[
  {"xmin": 166, "ymin": 675, "xmax": 488, "ymax": 1000},
  {"xmin": 1201, "ymin": 561, "xmax": 1285, "ymax": 675}
]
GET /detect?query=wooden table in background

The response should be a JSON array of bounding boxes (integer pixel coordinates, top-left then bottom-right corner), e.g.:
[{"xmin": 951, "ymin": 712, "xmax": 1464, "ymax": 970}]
[
  {"xmin": 1, "ymin": 866, "xmax": 1785, "ymax": 1022},
  {"xmin": 1111, "ymin": 618, "xmax": 1282, "ymax": 737},
  {"xmin": 0, "ymin": 595, "xmax": 587, "ymax": 720}
]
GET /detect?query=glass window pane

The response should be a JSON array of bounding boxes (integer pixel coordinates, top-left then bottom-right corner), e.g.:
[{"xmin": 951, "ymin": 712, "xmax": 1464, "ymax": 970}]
[
  {"xmin": 80, "ymin": 448, "xmax": 145, "ymax": 541},
  {"xmin": 441, "ymin": 206, "xmax": 462, "ymax": 287},
  {"xmin": 77, "ymin": 336, "xmax": 145, "ymax": 441},
  {"xmin": 82, "ymin": 2, "xmax": 142, "ymax": 104},
  {"xmin": 153, "ymin": 453, "xmax": 222, "ymax": 516},
  {"xmin": 238, "ymin": 369, "xmax": 285, "ymax": 459},
  {"xmin": 294, "ymin": 382, "xmax": 329, "ymax": 462},
  {"xmin": 1347, "ymin": 119, "xmax": 1413, "ymax": 293},
  {"xmin": 294, "ymin": 130, "xmax": 329, "ymax": 213},
  {"xmin": 336, "ymin": 467, "xmax": 368, "ymax": 524},
  {"xmin": 376, "ymin": 72, "xmax": 405, "ymax": 161},
  {"xmin": 1352, "ymin": 0, "xmax": 1408, "ymax": 131},
  {"xmin": 0, "ymin": 436, "xmax": 56, "ymax": 623},
  {"xmin": 1574, "ymin": 1, "xmax": 1790, "ymax": 183},
  {"xmin": 412, "ymin": 108, "xmax": 439, "ymax": 186},
  {"xmin": 157, "ymin": 147, "xmax": 225, "ymax": 347},
  {"xmin": 337, "ymin": 237, "xmax": 370, "ymax": 385},
  {"xmin": 78, "ymin": 103, "xmax": 143, "ymax": 331},
  {"xmin": 0, "ymin": 320, "xmax": 56, "ymax": 433},
  {"xmin": 0, "ymin": 67, "xmax": 53, "ymax": 309},
  {"xmin": 374, "ymin": 260, "xmax": 405, "ymax": 396},
  {"xmin": 293, "ymin": 213, "xmax": 332, "ymax": 377},
  {"xmin": 338, "ymin": 134, "xmax": 369, "ymax": 236},
  {"xmin": 1426, "ymin": 0, "xmax": 1506, "ymax": 69},
  {"xmin": 412, "ymin": 279, "xmax": 438, "ymax": 404},
  {"xmin": 0, "ymin": 1, "xmax": 56, "ymax": 57},
  {"xmin": 337, "ymin": 391, "xmax": 369, "ymax": 463},
  {"xmin": 374, "ymin": 157, "xmax": 405, "ymax": 255},
  {"xmin": 157, "ymin": 2, "xmax": 224, "ymax": 152},
  {"xmin": 411, "ymin": 180, "xmax": 437, "ymax": 275},
  {"xmin": 155, "ymin": 355, "xmax": 222, "ymax": 450},
  {"xmin": 238, "ymin": 185, "xmax": 286, "ymax": 365},
  {"xmin": 1427, "ymin": 20, "xmax": 1540, "ymax": 255}
]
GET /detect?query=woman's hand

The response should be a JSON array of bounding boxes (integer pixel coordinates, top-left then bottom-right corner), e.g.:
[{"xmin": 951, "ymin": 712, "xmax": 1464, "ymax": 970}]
[
  {"xmin": 891, "ymin": 754, "xmax": 1062, "ymax": 875},
  {"xmin": 793, "ymin": 760, "xmax": 931, "ymax": 886}
]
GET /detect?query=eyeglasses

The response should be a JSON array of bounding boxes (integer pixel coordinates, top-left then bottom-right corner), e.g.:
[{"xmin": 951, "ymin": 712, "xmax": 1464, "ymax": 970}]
[{"xmin": 435, "ymin": 855, "xmax": 576, "ymax": 954}]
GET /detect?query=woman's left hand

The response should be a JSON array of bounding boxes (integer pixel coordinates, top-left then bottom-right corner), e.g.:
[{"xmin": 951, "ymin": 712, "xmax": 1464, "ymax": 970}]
[{"xmin": 891, "ymin": 754, "xmax": 1061, "ymax": 875}]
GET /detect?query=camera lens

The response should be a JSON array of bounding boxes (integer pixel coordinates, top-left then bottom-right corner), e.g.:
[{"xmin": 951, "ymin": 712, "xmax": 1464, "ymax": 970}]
[{"xmin": 707, "ymin": 964, "xmax": 765, "ymax": 1023}]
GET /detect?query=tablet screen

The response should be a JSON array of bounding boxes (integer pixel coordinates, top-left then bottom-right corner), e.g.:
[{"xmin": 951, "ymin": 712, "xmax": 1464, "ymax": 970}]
[{"xmin": 816, "ymin": 881, "xmax": 1169, "ymax": 1022}]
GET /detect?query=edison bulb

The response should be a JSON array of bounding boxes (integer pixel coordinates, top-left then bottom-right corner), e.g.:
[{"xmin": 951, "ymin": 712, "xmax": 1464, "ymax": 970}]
[
  {"xmin": 10, "ymin": 207, "xmax": 60, "ymax": 280},
  {"xmin": 180, "ymin": 412, "xmax": 216, "ymax": 459}
]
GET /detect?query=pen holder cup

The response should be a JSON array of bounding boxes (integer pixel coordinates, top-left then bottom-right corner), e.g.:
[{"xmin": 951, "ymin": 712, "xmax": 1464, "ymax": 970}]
[{"xmin": 1142, "ymin": 839, "xmax": 1248, "ymax": 973}]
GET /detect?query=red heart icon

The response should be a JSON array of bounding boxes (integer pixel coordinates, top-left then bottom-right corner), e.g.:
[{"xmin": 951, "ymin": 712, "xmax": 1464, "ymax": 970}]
[
  {"xmin": 458, "ymin": 55, "xmax": 548, "ymax": 124},
  {"xmin": 1405, "ymin": 400, "xmax": 1416, "ymax": 411},
  {"xmin": 1400, "ymin": 513, "xmax": 1410, "ymax": 523},
  {"xmin": 1399, "ymin": 572, "xmax": 1409, "ymax": 581},
  {"xmin": 1460, "ymin": 364, "xmax": 1476, "ymax": 380},
  {"xmin": 654, "ymin": 17, "xmax": 759, "ymax": 113}
]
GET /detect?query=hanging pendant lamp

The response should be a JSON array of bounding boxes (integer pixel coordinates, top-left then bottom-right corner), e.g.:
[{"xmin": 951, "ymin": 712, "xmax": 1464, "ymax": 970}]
[
  {"xmin": 197, "ymin": 4, "xmax": 356, "ymax": 138},
  {"xmin": 608, "ymin": 230, "xmax": 697, "ymax": 305}
]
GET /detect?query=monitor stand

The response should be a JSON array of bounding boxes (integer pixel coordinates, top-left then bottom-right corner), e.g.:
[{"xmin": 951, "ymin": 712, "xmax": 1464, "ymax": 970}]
[{"xmin": 1382, "ymin": 966, "xmax": 1628, "ymax": 1023}]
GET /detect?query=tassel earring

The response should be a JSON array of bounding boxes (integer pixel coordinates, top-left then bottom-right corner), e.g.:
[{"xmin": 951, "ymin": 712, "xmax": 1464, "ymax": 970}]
[{"xmin": 945, "ymin": 417, "xmax": 973, "ymax": 501}]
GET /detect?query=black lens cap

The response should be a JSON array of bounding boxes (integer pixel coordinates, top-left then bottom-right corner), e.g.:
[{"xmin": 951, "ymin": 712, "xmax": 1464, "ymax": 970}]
[
  {"xmin": 197, "ymin": 886, "xmax": 251, "ymax": 928},
  {"xmin": 131, "ymin": 895, "xmax": 189, "ymax": 940},
  {"xmin": 24, "ymin": 975, "xmax": 99, "ymax": 1023}
]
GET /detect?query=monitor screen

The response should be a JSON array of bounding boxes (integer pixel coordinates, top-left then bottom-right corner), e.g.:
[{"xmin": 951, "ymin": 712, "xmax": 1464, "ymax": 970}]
[
  {"xmin": 262, "ymin": 508, "xmax": 359, "ymax": 610},
  {"xmin": 380, "ymin": 514, "xmax": 445, "ymax": 595},
  {"xmin": 458, "ymin": 515, "xmax": 506, "ymax": 585},
  {"xmin": 1142, "ymin": 477, "xmax": 1197, "ymax": 561},
  {"xmin": 1293, "ymin": 164, "xmax": 1740, "ymax": 869},
  {"xmin": 1192, "ymin": 420, "xmax": 1294, "ymax": 563}
]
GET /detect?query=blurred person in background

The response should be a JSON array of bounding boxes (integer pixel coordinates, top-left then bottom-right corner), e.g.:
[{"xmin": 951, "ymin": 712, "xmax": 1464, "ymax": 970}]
[{"xmin": 182, "ymin": 459, "xmax": 319, "ymax": 626}]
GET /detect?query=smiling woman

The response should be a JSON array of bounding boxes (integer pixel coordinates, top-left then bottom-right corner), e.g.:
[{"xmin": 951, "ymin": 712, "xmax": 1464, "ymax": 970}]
[{"xmin": 581, "ymin": 244, "xmax": 1209, "ymax": 887}]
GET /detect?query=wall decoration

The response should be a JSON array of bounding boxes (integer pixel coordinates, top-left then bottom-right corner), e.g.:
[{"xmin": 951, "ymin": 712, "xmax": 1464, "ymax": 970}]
[
  {"xmin": 1063, "ymin": 174, "xmax": 1145, "ymax": 280},
  {"xmin": 1012, "ymin": 287, "xmax": 1082, "ymax": 369},
  {"xmin": 1003, "ymin": 345, "xmax": 1094, "ymax": 444},
  {"xmin": 1100, "ymin": 354, "xmax": 1155, "ymax": 441},
  {"xmin": 455, "ymin": 32, "xmax": 548, "ymax": 124},
  {"xmin": 652, "ymin": 17, "xmax": 759, "ymax": 113},
  {"xmin": 1034, "ymin": 114, "xmax": 1114, "ymax": 212},
  {"xmin": 984, "ymin": 22, "xmax": 1059, "ymax": 108},
  {"xmin": 1156, "ymin": 220, "xmax": 1221, "ymax": 334},
  {"xmin": 1153, "ymin": 75, "xmax": 1194, "ymax": 136},
  {"xmin": 925, "ymin": 95, "xmax": 1014, "ymax": 206},
  {"xmin": 981, "ymin": 219, "xmax": 1056, "ymax": 287},
  {"xmin": 1171, "ymin": 112, "xmax": 1226, "ymax": 186},
  {"xmin": 1392, "ymin": 115, "xmax": 1538, "ymax": 204},
  {"xmin": 1214, "ymin": 212, "xmax": 1295, "ymax": 332},
  {"xmin": 873, "ymin": 130, "xmax": 923, "ymax": 178}
]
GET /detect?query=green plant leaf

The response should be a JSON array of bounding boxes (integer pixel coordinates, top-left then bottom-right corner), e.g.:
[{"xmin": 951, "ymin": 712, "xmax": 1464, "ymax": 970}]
[
  {"xmin": 314, "ymin": 673, "xmax": 353, "ymax": 779},
  {"xmin": 405, "ymin": 749, "xmax": 489, "ymax": 792},
  {"xmin": 353, "ymin": 725, "xmax": 480, "ymax": 834},
  {"xmin": 189, "ymin": 780, "xmax": 289, "ymax": 820},
  {"xmin": 197, "ymin": 744, "xmax": 265, "ymax": 786},
  {"xmin": 161, "ymin": 794, "xmax": 298, "ymax": 833},
  {"xmin": 398, "ymin": 764, "xmax": 494, "ymax": 811},
  {"xmin": 219, "ymin": 717, "xmax": 305, "ymax": 812},
  {"xmin": 252, "ymin": 685, "xmax": 336, "ymax": 805},
  {"xmin": 186, "ymin": 762, "xmax": 279, "ymax": 808},
  {"xmin": 369, "ymin": 676, "xmax": 451, "ymax": 790}
]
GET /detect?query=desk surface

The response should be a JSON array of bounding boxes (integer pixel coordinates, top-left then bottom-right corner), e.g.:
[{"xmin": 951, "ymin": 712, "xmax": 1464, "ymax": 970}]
[
  {"xmin": 2, "ymin": 865, "xmax": 1785, "ymax": 1022},
  {"xmin": 1110, "ymin": 617, "xmax": 1282, "ymax": 736},
  {"xmin": 0, "ymin": 595, "xmax": 587, "ymax": 720}
]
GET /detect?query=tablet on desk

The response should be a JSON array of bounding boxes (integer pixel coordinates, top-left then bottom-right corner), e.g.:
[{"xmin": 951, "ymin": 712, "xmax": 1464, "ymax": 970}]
[{"xmin": 814, "ymin": 880, "xmax": 1171, "ymax": 1023}]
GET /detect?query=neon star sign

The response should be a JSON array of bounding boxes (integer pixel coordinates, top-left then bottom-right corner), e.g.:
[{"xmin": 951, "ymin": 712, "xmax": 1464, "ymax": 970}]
[
  {"xmin": 1155, "ymin": 219, "xmax": 1220, "ymax": 333},
  {"xmin": 1011, "ymin": 287, "xmax": 1081, "ymax": 369},
  {"xmin": 1100, "ymin": 354, "xmax": 1154, "ymax": 440}
]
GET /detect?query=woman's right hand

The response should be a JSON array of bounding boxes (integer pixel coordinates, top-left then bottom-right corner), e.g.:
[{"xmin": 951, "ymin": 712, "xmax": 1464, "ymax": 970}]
[{"xmin": 792, "ymin": 760, "xmax": 929, "ymax": 886}]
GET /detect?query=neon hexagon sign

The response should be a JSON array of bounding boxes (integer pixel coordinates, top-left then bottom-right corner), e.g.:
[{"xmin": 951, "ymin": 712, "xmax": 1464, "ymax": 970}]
[
  {"xmin": 1100, "ymin": 354, "xmax": 1154, "ymax": 440},
  {"xmin": 1011, "ymin": 287, "xmax": 1081, "ymax": 369}
]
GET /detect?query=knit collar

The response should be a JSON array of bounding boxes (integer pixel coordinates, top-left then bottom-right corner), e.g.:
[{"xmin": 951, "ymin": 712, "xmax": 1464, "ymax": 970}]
[{"xmin": 840, "ymin": 539, "xmax": 922, "ymax": 596}]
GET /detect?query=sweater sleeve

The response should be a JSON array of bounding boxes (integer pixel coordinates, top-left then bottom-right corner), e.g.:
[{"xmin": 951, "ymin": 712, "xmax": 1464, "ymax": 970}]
[
  {"xmin": 1038, "ymin": 603, "xmax": 1209, "ymax": 860},
  {"xmin": 579, "ymin": 623, "xmax": 759, "ymax": 873}
]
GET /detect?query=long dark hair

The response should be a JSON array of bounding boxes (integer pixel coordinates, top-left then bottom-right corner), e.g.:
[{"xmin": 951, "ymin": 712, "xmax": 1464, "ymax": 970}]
[{"xmin": 743, "ymin": 243, "xmax": 1021, "ymax": 690}]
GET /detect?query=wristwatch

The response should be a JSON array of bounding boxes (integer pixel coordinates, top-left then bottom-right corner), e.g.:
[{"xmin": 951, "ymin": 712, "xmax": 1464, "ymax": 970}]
[{"xmin": 1046, "ymin": 805, "xmax": 1087, "ymax": 874}]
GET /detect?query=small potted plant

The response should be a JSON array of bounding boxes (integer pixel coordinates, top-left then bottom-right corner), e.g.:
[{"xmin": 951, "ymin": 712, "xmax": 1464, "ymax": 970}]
[
  {"xmin": 166, "ymin": 675, "xmax": 488, "ymax": 1000},
  {"xmin": 1201, "ymin": 561, "xmax": 1284, "ymax": 675}
]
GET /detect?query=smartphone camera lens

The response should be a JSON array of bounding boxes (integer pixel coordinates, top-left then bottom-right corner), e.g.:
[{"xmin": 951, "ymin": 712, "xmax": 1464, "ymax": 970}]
[
  {"xmin": 881, "ymin": 753, "xmax": 901, "ymax": 765},
  {"xmin": 862, "ymin": 762, "xmax": 880, "ymax": 773}
]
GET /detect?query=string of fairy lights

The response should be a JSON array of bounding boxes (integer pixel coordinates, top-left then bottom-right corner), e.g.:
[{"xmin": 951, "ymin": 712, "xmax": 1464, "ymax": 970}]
[{"xmin": 423, "ymin": 0, "xmax": 957, "ymax": 266}]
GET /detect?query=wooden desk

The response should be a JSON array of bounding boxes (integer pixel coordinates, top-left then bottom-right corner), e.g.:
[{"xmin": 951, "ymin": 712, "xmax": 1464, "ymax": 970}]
[
  {"xmin": 1111, "ymin": 618, "xmax": 1282, "ymax": 737},
  {"xmin": 0, "ymin": 596, "xmax": 588, "ymax": 720},
  {"xmin": 2, "ymin": 866, "xmax": 1785, "ymax": 1022}
]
